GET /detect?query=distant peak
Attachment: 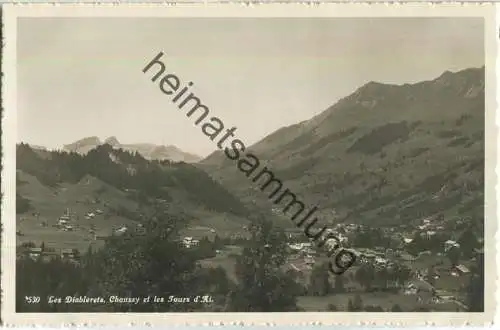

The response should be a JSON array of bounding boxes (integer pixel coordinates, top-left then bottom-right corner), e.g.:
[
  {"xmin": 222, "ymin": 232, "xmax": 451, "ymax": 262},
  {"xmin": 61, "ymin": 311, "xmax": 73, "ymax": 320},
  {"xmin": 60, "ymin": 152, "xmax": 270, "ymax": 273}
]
[
  {"xmin": 435, "ymin": 70, "xmax": 454, "ymax": 82},
  {"xmin": 435, "ymin": 67, "xmax": 484, "ymax": 82},
  {"xmin": 352, "ymin": 81, "xmax": 390, "ymax": 100},
  {"xmin": 84, "ymin": 136, "xmax": 101, "ymax": 143},
  {"xmin": 104, "ymin": 136, "xmax": 120, "ymax": 146},
  {"xmin": 433, "ymin": 67, "xmax": 485, "ymax": 91},
  {"xmin": 66, "ymin": 136, "xmax": 101, "ymax": 146}
]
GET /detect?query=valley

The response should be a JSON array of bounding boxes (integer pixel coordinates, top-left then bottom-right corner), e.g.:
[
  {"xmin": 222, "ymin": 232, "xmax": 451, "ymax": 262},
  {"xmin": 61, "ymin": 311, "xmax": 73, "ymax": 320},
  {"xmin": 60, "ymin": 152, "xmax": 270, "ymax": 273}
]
[{"xmin": 15, "ymin": 67, "xmax": 485, "ymax": 313}]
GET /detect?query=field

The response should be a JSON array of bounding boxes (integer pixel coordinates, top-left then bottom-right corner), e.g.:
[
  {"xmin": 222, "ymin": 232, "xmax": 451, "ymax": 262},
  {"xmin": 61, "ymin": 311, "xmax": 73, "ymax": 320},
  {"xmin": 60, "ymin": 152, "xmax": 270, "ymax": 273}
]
[
  {"xmin": 16, "ymin": 170, "xmax": 251, "ymax": 252},
  {"xmin": 297, "ymin": 292, "xmax": 465, "ymax": 312},
  {"xmin": 16, "ymin": 171, "xmax": 140, "ymax": 251},
  {"xmin": 198, "ymin": 245, "xmax": 243, "ymax": 282}
]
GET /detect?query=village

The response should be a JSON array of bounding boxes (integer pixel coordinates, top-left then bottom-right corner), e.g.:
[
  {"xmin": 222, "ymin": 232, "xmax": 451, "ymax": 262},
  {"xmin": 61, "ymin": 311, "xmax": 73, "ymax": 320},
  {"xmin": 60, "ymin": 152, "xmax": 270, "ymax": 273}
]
[
  {"xmin": 281, "ymin": 213, "xmax": 480, "ymax": 311},
  {"xmin": 17, "ymin": 205, "xmax": 206, "ymax": 261},
  {"xmin": 17, "ymin": 200, "xmax": 480, "ymax": 312}
]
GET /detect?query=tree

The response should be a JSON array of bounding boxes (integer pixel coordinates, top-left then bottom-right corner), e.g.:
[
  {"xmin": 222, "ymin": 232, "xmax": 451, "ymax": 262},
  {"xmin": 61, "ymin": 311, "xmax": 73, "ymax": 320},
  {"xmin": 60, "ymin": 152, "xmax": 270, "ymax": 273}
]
[
  {"xmin": 213, "ymin": 234, "xmax": 224, "ymax": 250},
  {"xmin": 446, "ymin": 246, "xmax": 461, "ymax": 266},
  {"xmin": 353, "ymin": 294, "xmax": 363, "ymax": 311},
  {"xmin": 228, "ymin": 218, "xmax": 299, "ymax": 312},
  {"xmin": 391, "ymin": 264, "xmax": 411, "ymax": 287},
  {"xmin": 196, "ymin": 236, "xmax": 216, "ymax": 259},
  {"xmin": 364, "ymin": 305, "xmax": 384, "ymax": 312},
  {"xmin": 355, "ymin": 264, "xmax": 375, "ymax": 291},
  {"xmin": 425, "ymin": 267, "xmax": 437, "ymax": 286},
  {"xmin": 391, "ymin": 304, "xmax": 403, "ymax": 312},
  {"xmin": 16, "ymin": 193, "xmax": 32, "ymax": 213},
  {"xmin": 375, "ymin": 267, "xmax": 390, "ymax": 290},
  {"xmin": 327, "ymin": 303, "xmax": 338, "ymax": 311},
  {"xmin": 458, "ymin": 227, "xmax": 479, "ymax": 258},
  {"xmin": 308, "ymin": 263, "xmax": 331, "ymax": 296},
  {"xmin": 89, "ymin": 212, "xmax": 228, "ymax": 312},
  {"xmin": 466, "ymin": 251, "xmax": 484, "ymax": 312},
  {"xmin": 347, "ymin": 299, "xmax": 355, "ymax": 312},
  {"xmin": 333, "ymin": 274, "xmax": 345, "ymax": 293},
  {"xmin": 347, "ymin": 294, "xmax": 363, "ymax": 311}
]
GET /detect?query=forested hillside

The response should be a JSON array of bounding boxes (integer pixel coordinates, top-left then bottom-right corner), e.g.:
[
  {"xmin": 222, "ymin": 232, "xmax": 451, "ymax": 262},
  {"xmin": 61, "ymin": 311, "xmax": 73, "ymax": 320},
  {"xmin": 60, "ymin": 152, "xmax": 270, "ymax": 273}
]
[
  {"xmin": 200, "ymin": 67, "xmax": 485, "ymax": 230},
  {"xmin": 17, "ymin": 143, "xmax": 248, "ymax": 217}
]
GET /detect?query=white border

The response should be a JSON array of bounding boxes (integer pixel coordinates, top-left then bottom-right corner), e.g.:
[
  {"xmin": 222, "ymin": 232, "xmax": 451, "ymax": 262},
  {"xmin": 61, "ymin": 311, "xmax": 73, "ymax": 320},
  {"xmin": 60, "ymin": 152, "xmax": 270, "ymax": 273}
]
[{"xmin": 1, "ymin": 2, "xmax": 497, "ymax": 326}]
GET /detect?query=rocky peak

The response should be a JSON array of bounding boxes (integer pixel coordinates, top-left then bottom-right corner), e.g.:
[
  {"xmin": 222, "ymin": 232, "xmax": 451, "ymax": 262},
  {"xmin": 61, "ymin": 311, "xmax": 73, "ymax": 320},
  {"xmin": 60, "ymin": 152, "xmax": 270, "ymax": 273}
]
[{"xmin": 104, "ymin": 136, "xmax": 120, "ymax": 147}]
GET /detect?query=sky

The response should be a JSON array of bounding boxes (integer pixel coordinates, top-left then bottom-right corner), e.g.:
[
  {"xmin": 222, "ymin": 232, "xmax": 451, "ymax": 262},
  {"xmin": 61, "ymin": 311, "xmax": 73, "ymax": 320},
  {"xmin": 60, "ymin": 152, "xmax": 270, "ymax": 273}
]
[{"xmin": 17, "ymin": 17, "xmax": 484, "ymax": 157}]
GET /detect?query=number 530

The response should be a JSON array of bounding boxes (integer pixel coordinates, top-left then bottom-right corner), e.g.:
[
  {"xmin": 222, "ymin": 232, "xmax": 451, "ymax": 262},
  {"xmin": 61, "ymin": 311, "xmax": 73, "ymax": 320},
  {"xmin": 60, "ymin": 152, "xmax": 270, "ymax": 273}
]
[{"xmin": 24, "ymin": 296, "xmax": 40, "ymax": 304}]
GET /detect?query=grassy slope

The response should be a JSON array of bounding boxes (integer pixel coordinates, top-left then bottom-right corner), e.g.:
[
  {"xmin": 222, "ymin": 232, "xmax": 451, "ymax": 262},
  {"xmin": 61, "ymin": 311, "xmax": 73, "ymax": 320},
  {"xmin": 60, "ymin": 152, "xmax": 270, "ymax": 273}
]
[
  {"xmin": 16, "ymin": 145, "xmax": 252, "ymax": 250},
  {"xmin": 199, "ymin": 68, "xmax": 485, "ymax": 229}
]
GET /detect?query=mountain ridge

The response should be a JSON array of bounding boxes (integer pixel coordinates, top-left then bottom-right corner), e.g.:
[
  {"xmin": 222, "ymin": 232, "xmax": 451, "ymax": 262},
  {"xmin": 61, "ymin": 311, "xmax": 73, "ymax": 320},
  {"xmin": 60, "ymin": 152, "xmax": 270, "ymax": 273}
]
[
  {"xmin": 17, "ymin": 142, "xmax": 248, "ymax": 218},
  {"xmin": 198, "ymin": 67, "xmax": 485, "ymax": 229},
  {"xmin": 61, "ymin": 137, "xmax": 202, "ymax": 163}
]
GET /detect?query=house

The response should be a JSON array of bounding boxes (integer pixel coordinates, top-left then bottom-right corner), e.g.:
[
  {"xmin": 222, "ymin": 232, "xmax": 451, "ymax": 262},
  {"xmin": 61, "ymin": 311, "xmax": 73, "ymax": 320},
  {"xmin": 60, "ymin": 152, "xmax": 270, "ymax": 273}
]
[
  {"xmin": 115, "ymin": 226, "xmax": 128, "ymax": 235},
  {"xmin": 419, "ymin": 250, "xmax": 432, "ymax": 257},
  {"xmin": 28, "ymin": 247, "xmax": 42, "ymax": 260},
  {"xmin": 58, "ymin": 219, "xmax": 68, "ymax": 226},
  {"xmin": 431, "ymin": 296, "xmax": 443, "ymax": 304},
  {"xmin": 406, "ymin": 279, "xmax": 436, "ymax": 296},
  {"xmin": 403, "ymin": 237, "xmax": 413, "ymax": 244},
  {"xmin": 182, "ymin": 237, "xmax": 200, "ymax": 248},
  {"xmin": 359, "ymin": 253, "xmax": 376, "ymax": 264},
  {"xmin": 288, "ymin": 242, "xmax": 311, "ymax": 252},
  {"xmin": 444, "ymin": 240, "xmax": 460, "ymax": 252},
  {"xmin": 61, "ymin": 249, "xmax": 74, "ymax": 259},
  {"xmin": 375, "ymin": 257, "xmax": 388, "ymax": 266},
  {"xmin": 454, "ymin": 264, "xmax": 470, "ymax": 275}
]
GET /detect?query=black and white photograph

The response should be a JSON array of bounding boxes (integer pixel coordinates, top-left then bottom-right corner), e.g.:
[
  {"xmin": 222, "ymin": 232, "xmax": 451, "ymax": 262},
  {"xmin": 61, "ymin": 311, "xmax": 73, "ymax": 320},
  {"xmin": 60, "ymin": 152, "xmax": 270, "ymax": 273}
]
[{"xmin": 1, "ymin": 3, "xmax": 497, "ymax": 326}]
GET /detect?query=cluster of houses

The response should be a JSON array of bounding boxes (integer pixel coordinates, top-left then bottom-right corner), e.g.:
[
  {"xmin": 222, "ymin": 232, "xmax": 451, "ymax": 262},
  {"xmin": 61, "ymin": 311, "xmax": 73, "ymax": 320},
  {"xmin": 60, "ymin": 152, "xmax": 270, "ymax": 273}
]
[
  {"xmin": 84, "ymin": 209, "xmax": 103, "ymax": 220},
  {"xmin": 282, "ymin": 216, "xmax": 478, "ymax": 307},
  {"xmin": 287, "ymin": 242, "xmax": 317, "ymax": 266},
  {"xmin": 115, "ymin": 226, "xmax": 128, "ymax": 235},
  {"xmin": 23, "ymin": 246, "xmax": 78, "ymax": 262},
  {"xmin": 355, "ymin": 247, "xmax": 393, "ymax": 268},
  {"xmin": 182, "ymin": 236, "xmax": 200, "ymax": 248},
  {"xmin": 57, "ymin": 210, "xmax": 74, "ymax": 232}
]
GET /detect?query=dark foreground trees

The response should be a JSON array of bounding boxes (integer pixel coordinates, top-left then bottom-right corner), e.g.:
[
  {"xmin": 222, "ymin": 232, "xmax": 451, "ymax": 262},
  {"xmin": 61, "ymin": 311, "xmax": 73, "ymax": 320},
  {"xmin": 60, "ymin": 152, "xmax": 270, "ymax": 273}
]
[
  {"xmin": 466, "ymin": 250, "xmax": 484, "ymax": 312},
  {"xmin": 16, "ymin": 212, "xmax": 233, "ymax": 312},
  {"xmin": 17, "ymin": 213, "xmax": 306, "ymax": 312},
  {"xmin": 227, "ymin": 218, "xmax": 302, "ymax": 312}
]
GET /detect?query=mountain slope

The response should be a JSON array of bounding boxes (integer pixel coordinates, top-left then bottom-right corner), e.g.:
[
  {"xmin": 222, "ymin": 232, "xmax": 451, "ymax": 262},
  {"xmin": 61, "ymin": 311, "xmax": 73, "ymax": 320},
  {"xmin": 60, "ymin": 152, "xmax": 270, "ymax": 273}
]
[
  {"xmin": 199, "ymin": 67, "xmax": 485, "ymax": 228},
  {"xmin": 17, "ymin": 143, "xmax": 248, "ymax": 218},
  {"xmin": 63, "ymin": 136, "xmax": 202, "ymax": 163}
]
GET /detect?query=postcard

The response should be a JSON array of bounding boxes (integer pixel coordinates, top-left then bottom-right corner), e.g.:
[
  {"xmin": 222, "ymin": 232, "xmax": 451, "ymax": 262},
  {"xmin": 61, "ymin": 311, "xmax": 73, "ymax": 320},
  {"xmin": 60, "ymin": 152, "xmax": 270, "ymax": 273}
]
[{"xmin": 1, "ymin": 2, "xmax": 497, "ymax": 326}]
